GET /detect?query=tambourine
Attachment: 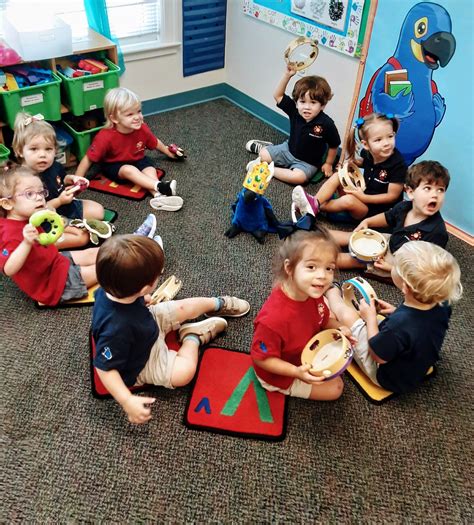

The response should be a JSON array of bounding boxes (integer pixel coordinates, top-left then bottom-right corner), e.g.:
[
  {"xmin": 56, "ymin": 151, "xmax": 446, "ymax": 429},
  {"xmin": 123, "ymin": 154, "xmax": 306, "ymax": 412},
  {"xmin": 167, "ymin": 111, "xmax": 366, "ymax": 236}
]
[
  {"xmin": 337, "ymin": 161, "xmax": 366, "ymax": 192},
  {"xmin": 342, "ymin": 276, "xmax": 378, "ymax": 313},
  {"xmin": 349, "ymin": 228, "xmax": 388, "ymax": 263},
  {"xmin": 284, "ymin": 37, "xmax": 319, "ymax": 71},
  {"xmin": 149, "ymin": 275, "xmax": 182, "ymax": 305},
  {"xmin": 70, "ymin": 179, "xmax": 88, "ymax": 196},
  {"xmin": 29, "ymin": 209, "xmax": 64, "ymax": 246},
  {"xmin": 301, "ymin": 329, "xmax": 353, "ymax": 380}
]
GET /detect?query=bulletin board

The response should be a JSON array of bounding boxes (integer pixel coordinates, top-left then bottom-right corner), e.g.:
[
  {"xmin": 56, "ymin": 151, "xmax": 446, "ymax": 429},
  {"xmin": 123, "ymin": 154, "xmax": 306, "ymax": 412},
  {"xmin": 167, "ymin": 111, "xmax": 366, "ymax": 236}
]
[{"xmin": 243, "ymin": 0, "xmax": 371, "ymax": 57}]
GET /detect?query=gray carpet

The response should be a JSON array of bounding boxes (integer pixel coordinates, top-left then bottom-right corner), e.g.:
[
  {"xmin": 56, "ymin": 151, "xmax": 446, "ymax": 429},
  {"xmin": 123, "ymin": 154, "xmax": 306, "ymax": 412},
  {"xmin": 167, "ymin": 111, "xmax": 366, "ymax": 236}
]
[{"xmin": 1, "ymin": 99, "xmax": 473, "ymax": 523}]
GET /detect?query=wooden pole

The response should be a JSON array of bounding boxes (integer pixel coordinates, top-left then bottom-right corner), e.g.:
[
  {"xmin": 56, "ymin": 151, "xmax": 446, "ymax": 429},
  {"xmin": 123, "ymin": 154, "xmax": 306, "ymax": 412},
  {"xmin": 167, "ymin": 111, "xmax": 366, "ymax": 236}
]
[{"xmin": 340, "ymin": 0, "xmax": 379, "ymax": 162}]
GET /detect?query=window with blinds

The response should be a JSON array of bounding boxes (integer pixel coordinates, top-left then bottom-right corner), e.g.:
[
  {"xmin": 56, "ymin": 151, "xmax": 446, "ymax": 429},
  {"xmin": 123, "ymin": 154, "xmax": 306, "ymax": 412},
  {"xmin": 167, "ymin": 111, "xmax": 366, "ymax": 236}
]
[{"xmin": 0, "ymin": 0, "xmax": 161, "ymax": 46}]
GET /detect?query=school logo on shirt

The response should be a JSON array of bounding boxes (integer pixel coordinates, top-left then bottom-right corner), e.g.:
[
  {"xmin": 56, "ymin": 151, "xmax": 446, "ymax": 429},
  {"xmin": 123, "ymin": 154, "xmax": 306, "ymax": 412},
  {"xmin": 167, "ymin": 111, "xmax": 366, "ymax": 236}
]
[
  {"xmin": 259, "ymin": 341, "xmax": 268, "ymax": 353},
  {"xmin": 102, "ymin": 347, "xmax": 112, "ymax": 360},
  {"xmin": 377, "ymin": 169, "xmax": 388, "ymax": 182},
  {"xmin": 311, "ymin": 124, "xmax": 323, "ymax": 137},
  {"xmin": 2, "ymin": 248, "xmax": 8, "ymax": 256},
  {"xmin": 135, "ymin": 140, "xmax": 145, "ymax": 153},
  {"xmin": 409, "ymin": 230, "xmax": 423, "ymax": 241},
  {"xmin": 318, "ymin": 303, "xmax": 326, "ymax": 319}
]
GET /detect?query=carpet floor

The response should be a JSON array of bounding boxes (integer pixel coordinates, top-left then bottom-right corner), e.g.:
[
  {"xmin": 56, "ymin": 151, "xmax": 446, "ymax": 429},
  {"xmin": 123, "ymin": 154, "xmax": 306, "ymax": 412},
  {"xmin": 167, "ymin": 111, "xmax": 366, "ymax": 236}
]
[{"xmin": 1, "ymin": 99, "xmax": 473, "ymax": 523}]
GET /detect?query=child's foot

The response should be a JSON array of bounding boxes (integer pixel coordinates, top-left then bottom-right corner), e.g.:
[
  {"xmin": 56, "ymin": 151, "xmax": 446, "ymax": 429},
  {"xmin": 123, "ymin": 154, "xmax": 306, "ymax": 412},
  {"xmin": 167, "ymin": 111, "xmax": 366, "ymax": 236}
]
[
  {"xmin": 205, "ymin": 296, "xmax": 250, "ymax": 318},
  {"xmin": 150, "ymin": 195, "xmax": 184, "ymax": 212},
  {"xmin": 179, "ymin": 317, "xmax": 228, "ymax": 345},
  {"xmin": 155, "ymin": 179, "xmax": 177, "ymax": 197},
  {"xmin": 153, "ymin": 235, "xmax": 164, "ymax": 251},
  {"xmin": 133, "ymin": 214, "xmax": 157, "ymax": 238},
  {"xmin": 245, "ymin": 139, "xmax": 273, "ymax": 155},
  {"xmin": 292, "ymin": 186, "xmax": 319, "ymax": 219}
]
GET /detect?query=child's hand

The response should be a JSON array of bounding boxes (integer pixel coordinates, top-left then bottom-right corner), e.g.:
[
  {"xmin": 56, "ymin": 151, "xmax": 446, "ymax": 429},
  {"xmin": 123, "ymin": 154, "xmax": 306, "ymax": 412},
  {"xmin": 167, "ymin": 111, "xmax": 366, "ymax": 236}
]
[
  {"xmin": 285, "ymin": 64, "xmax": 297, "ymax": 77},
  {"xmin": 23, "ymin": 223, "xmax": 39, "ymax": 244},
  {"xmin": 321, "ymin": 162, "xmax": 333, "ymax": 178},
  {"xmin": 70, "ymin": 175, "xmax": 89, "ymax": 188},
  {"xmin": 58, "ymin": 188, "xmax": 76, "ymax": 205},
  {"xmin": 343, "ymin": 187, "xmax": 366, "ymax": 201},
  {"xmin": 354, "ymin": 219, "xmax": 370, "ymax": 232},
  {"xmin": 374, "ymin": 298, "xmax": 396, "ymax": 316},
  {"xmin": 296, "ymin": 364, "xmax": 326, "ymax": 384},
  {"xmin": 122, "ymin": 395, "xmax": 156, "ymax": 424},
  {"xmin": 358, "ymin": 298, "xmax": 377, "ymax": 322},
  {"xmin": 339, "ymin": 325, "xmax": 357, "ymax": 347},
  {"xmin": 374, "ymin": 257, "xmax": 392, "ymax": 273}
]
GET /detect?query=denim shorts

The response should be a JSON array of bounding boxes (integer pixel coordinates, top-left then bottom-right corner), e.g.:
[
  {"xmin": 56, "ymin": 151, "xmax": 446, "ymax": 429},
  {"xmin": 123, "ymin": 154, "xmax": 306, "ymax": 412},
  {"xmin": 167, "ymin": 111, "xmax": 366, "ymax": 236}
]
[
  {"xmin": 60, "ymin": 252, "xmax": 88, "ymax": 302},
  {"xmin": 100, "ymin": 156, "xmax": 154, "ymax": 182},
  {"xmin": 266, "ymin": 141, "xmax": 317, "ymax": 181}
]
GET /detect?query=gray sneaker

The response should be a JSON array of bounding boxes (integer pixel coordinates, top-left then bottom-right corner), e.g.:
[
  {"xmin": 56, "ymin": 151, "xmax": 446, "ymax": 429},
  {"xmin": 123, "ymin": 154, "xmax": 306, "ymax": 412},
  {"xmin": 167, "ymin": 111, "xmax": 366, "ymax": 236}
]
[
  {"xmin": 179, "ymin": 317, "xmax": 228, "ymax": 345},
  {"xmin": 206, "ymin": 296, "xmax": 250, "ymax": 318},
  {"xmin": 133, "ymin": 214, "xmax": 157, "ymax": 238},
  {"xmin": 245, "ymin": 139, "xmax": 273, "ymax": 154}
]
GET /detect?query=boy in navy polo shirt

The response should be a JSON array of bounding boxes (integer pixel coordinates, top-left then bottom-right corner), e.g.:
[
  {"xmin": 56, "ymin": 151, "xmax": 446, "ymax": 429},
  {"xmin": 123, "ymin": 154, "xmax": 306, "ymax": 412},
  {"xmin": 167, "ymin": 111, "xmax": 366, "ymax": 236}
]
[
  {"xmin": 329, "ymin": 160, "xmax": 450, "ymax": 278},
  {"xmin": 246, "ymin": 65, "xmax": 340, "ymax": 185},
  {"xmin": 92, "ymin": 235, "xmax": 250, "ymax": 424},
  {"xmin": 326, "ymin": 241, "xmax": 462, "ymax": 393}
]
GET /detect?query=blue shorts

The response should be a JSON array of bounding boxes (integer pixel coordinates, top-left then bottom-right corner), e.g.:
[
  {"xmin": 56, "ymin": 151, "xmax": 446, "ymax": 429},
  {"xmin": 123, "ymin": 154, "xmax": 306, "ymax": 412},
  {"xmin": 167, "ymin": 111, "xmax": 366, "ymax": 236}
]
[
  {"xmin": 100, "ymin": 156, "xmax": 154, "ymax": 182},
  {"xmin": 58, "ymin": 199, "xmax": 84, "ymax": 220},
  {"xmin": 266, "ymin": 141, "xmax": 317, "ymax": 181}
]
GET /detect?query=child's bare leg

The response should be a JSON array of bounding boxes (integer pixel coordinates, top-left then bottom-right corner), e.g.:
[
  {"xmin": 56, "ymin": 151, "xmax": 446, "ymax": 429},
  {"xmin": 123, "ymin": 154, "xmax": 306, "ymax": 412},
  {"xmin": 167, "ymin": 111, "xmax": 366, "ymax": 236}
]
[
  {"xmin": 315, "ymin": 173, "xmax": 341, "ymax": 206},
  {"xmin": 71, "ymin": 247, "xmax": 99, "ymax": 287},
  {"xmin": 325, "ymin": 286, "xmax": 360, "ymax": 327},
  {"xmin": 337, "ymin": 253, "xmax": 366, "ymax": 270},
  {"xmin": 56, "ymin": 226, "xmax": 89, "ymax": 250},
  {"xmin": 82, "ymin": 199, "xmax": 105, "ymax": 220},
  {"xmin": 171, "ymin": 339, "xmax": 199, "ymax": 387},
  {"xmin": 322, "ymin": 194, "xmax": 368, "ymax": 220},
  {"xmin": 258, "ymin": 147, "xmax": 272, "ymax": 163},
  {"xmin": 173, "ymin": 297, "xmax": 217, "ymax": 324},
  {"xmin": 118, "ymin": 165, "xmax": 158, "ymax": 194},
  {"xmin": 273, "ymin": 167, "xmax": 307, "ymax": 185},
  {"xmin": 328, "ymin": 229, "xmax": 352, "ymax": 246},
  {"xmin": 309, "ymin": 376, "xmax": 344, "ymax": 400}
]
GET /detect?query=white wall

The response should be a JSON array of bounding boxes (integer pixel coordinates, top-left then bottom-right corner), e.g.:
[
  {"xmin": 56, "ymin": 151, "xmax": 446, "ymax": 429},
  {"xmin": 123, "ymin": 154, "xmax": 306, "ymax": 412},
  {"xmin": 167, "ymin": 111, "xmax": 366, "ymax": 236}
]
[
  {"xmin": 120, "ymin": 0, "xmax": 360, "ymax": 140},
  {"xmin": 225, "ymin": 1, "xmax": 361, "ymax": 137}
]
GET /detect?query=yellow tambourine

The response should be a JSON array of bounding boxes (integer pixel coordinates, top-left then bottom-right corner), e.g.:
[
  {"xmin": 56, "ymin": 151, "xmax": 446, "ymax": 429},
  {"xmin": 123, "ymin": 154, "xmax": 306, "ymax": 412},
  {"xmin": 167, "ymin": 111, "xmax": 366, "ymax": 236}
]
[
  {"xmin": 349, "ymin": 228, "xmax": 388, "ymax": 263},
  {"xmin": 338, "ymin": 161, "xmax": 366, "ymax": 192},
  {"xmin": 29, "ymin": 209, "xmax": 64, "ymax": 246},
  {"xmin": 149, "ymin": 275, "xmax": 182, "ymax": 305},
  {"xmin": 301, "ymin": 329, "xmax": 353, "ymax": 380},
  {"xmin": 284, "ymin": 37, "xmax": 319, "ymax": 71}
]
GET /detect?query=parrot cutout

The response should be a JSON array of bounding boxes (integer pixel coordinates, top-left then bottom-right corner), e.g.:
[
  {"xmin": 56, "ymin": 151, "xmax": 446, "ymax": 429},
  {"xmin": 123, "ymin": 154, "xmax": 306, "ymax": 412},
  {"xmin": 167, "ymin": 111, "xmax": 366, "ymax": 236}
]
[{"xmin": 359, "ymin": 2, "xmax": 456, "ymax": 166}]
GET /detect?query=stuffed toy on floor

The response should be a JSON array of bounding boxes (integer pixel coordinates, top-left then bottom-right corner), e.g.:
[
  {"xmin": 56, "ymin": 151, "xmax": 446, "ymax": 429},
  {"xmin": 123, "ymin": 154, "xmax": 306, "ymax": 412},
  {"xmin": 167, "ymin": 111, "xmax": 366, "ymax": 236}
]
[{"xmin": 225, "ymin": 158, "xmax": 279, "ymax": 244}]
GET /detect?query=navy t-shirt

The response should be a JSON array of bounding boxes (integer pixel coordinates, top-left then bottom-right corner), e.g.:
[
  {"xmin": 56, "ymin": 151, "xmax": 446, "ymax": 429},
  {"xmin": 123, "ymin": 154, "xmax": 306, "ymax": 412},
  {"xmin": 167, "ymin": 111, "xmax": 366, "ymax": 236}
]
[
  {"xmin": 385, "ymin": 200, "xmax": 448, "ymax": 253},
  {"xmin": 40, "ymin": 161, "xmax": 82, "ymax": 219},
  {"xmin": 361, "ymin": 148, "xmax": 406, "ymax": 216},
  {"xmin": 277, "ymin": 94, "xmax": 341, "ymax": 168},
  {"xmin": 92, "ymin": 288, "xmax": 159, "ymax": 386},
  {"xmin": 370, "ymin": 303, "xmax": 451, "ymax": 393}
]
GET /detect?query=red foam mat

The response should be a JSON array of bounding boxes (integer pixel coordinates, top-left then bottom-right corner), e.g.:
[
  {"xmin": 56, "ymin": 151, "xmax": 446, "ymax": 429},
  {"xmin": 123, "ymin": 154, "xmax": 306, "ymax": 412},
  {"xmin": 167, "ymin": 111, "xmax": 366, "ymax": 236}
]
[{"xmin": 87, "ymin": 168, "xmax": 165, "ymax": 200}]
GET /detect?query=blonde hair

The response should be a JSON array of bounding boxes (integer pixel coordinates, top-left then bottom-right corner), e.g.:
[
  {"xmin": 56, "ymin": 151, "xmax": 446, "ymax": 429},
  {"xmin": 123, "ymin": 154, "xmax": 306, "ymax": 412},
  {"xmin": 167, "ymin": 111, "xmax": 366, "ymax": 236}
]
[
  {"xmin": 394, "ymin": 241, "xmax": 462, "ymax": 305},
  {"xmin": 103, "ymin": 87, "xmax": 141, "ymax": 128},
  {"xmin": 0, "ymin": 166, "xmax": 40, "ymax": 217},
  {"xmin": 273, "ymin": 226, "xmax": 339, "ymax": 286},
  {"xmin": 12, "ymin": 112, "xmax": 57, "ymax": 158}
]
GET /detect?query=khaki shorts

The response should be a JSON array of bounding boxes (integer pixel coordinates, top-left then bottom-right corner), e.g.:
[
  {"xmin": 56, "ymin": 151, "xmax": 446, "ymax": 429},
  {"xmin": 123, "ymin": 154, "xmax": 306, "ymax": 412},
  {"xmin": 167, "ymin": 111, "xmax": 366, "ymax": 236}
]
[
  {"xmin": 135, "ymin": 302, "xmax": 181, "ymax": 388},
  {"xmin": 350, "ymin": 318, "xmax": 381, "ymax": 385},
  {"xmin": 255, "ymin": 373, "xmax": 312, "ymax": 399}
]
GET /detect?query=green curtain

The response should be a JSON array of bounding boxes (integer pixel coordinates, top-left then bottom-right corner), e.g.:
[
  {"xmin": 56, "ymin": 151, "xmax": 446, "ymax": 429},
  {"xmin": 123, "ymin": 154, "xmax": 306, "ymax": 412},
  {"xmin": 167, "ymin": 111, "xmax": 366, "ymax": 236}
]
[{"xmin": 83, "ymin": 0, "xmax": 125, "ymax": 74}]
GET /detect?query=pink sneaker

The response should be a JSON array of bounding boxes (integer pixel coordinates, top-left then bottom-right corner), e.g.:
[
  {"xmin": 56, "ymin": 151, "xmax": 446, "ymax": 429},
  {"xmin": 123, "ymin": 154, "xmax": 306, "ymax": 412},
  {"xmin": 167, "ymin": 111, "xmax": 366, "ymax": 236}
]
[{"xmin": 291, "ymin": 186, "xmax": 319, "ymax": 222}]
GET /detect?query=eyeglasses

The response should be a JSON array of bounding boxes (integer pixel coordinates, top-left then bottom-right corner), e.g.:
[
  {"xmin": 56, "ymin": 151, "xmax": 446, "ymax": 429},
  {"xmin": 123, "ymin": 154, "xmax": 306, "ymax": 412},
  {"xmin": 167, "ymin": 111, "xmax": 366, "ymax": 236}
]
[{"xmin": 13, "ymin": 189, "xmax": 49, "ymax": 200}]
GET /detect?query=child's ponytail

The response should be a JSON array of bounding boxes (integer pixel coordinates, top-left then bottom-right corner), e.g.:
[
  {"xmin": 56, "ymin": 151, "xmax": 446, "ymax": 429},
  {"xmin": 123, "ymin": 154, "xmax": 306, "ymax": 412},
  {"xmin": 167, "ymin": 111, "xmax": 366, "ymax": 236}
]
[{"xmin": 345, "ymin": 124, "xmax": 358, "ymax": 161}]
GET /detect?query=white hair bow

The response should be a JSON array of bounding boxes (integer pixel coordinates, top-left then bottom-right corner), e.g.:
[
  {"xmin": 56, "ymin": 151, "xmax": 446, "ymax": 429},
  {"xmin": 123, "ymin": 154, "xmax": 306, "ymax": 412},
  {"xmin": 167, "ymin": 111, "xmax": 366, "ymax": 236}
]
[{"xmin": 24, "ymin": 114, "xmax": 45, "ymax": 126}]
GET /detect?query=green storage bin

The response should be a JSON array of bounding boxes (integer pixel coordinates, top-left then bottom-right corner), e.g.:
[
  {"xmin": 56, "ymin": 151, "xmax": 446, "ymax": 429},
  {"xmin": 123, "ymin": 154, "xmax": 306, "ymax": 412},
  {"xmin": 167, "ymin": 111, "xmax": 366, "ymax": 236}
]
[
  {"xmin": 58, "ymin": 59, "xmax": 120, "ymax": 116},
  {"xmin": 0, "ymin": 143, "xmax": 11, "ymax": 164},
  {"xmin": 62, "ymin": 117, "xmax": 105, "ymax": 160},
  {"xmin": 0, "ymin": 73, "xmax": 62, "ymax": 128}
]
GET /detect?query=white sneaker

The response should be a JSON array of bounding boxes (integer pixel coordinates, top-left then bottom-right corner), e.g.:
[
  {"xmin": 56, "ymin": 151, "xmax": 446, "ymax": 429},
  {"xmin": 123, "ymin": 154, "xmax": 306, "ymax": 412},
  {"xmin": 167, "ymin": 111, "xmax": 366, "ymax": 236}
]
[
  {"xmin": 150, "ymin": 195, "xmax": 184, "ymax": 212},
  {"xmin": 245, "ymin": 139, "xmax": 273, "ymax": 154}
]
